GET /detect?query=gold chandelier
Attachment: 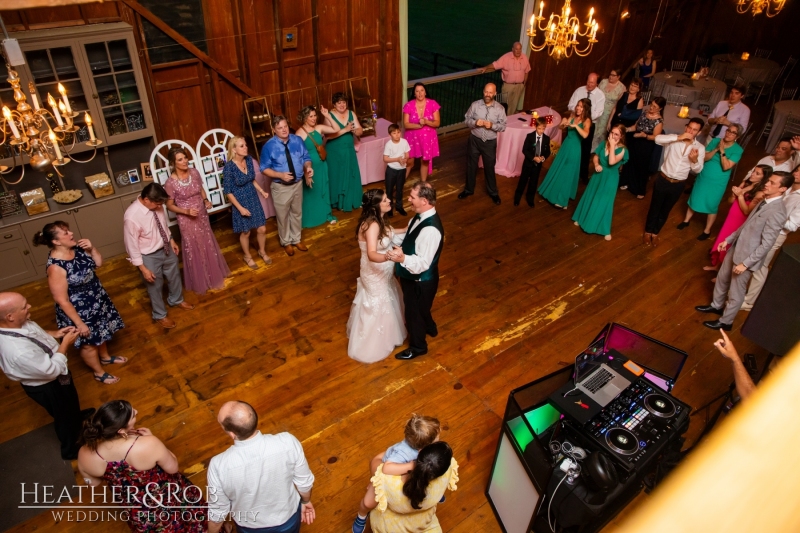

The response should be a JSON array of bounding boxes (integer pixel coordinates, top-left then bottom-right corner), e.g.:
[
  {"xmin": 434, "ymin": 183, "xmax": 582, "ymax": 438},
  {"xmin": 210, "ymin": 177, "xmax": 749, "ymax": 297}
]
[
  {"xmin": 527, "ymin": 0, "xmax": 599, "ymax": 62},
  {"xmin": 736, "ymin": 0, "xmax": 786, "ymax": 17},
  {"xmin": 1, "ymin": 65, "xmax": 102, "ymax": 179}
]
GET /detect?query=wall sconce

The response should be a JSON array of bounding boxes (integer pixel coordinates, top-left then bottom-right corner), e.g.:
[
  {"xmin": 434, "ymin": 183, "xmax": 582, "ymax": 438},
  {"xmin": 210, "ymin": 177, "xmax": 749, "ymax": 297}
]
[{"xmin": 621, "ymin": 10, "xmax": 630, "ymax": 19}]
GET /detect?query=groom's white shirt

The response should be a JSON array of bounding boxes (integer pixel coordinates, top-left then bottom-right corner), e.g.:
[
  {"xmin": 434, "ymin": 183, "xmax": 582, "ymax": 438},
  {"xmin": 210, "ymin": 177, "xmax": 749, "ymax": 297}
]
[{"xmin": 394, "ymin": 208, "xmax": 441, "ymax": 276}]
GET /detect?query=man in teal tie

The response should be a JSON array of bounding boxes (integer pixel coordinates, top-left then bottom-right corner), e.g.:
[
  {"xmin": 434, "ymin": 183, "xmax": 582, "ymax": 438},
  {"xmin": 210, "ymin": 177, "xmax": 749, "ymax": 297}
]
[{"xmin": 387, "ymin": 182, "xmax": 444, "ymax": 360}]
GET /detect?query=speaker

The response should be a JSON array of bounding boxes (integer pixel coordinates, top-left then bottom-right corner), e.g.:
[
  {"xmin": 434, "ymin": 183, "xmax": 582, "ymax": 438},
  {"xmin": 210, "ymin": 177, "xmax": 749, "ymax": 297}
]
[{"xmin": 742, "ymin": 244, "xmax": 800, "ymax": 356}]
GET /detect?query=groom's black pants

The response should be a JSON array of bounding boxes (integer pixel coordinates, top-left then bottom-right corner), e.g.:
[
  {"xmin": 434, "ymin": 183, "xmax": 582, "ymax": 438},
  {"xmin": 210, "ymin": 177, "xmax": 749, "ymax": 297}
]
[{"xmin": 401, "ymin": 277, "xmax": 439, "ymax": 353}]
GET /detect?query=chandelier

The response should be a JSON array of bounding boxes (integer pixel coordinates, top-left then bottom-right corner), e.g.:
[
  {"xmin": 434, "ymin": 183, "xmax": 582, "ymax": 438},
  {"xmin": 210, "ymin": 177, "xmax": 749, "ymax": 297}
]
[
  {"xmin": 1, "ymin": 65, "xmax": 102, "ymax": 182},
  {"xmin": 736, "ymin": 0, "xmax": 786, "ymax": 17},
  {"xmin": 527, "ymin": 0, "xmax": 599, "ymax": 62}
]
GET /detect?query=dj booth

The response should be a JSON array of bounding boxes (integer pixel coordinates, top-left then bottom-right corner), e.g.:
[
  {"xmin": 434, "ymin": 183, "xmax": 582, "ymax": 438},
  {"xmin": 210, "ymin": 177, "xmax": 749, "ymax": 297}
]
[{"xmin": 486, "ymin": 323, "xmax": 692, "ymax": 533}]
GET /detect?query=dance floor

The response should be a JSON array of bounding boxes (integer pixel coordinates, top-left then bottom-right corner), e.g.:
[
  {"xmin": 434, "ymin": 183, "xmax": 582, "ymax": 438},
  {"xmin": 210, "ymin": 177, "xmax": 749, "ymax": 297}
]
[{"xmin": 1, "ymin": 129, "xmax": 791, "ymax": 532}]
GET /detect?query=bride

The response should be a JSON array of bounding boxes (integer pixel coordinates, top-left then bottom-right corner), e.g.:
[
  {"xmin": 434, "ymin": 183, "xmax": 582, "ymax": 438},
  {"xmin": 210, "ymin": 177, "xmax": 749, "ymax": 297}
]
[{"xmin": 347, "ymin": 189, "xmax": 407, "ymax": 363}]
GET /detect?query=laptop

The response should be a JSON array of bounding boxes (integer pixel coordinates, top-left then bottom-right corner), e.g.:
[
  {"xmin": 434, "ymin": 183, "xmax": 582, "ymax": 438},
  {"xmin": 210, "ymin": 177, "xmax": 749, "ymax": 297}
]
[{"xmin": 572, "ymin": 347, "xmax": 631, "ymax": 407}]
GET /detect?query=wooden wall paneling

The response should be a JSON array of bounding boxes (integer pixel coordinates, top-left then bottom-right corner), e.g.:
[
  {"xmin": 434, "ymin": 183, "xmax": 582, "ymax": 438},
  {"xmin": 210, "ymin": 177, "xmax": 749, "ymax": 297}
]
[
  {"xmin": 19, "ymin": 5, "xmax": 85, "ymax": 29},
  {"xmin": 277, "ymin": 0, "xmax": 315, "ymax": 63},
  {"xmin": 151, "ymin": 60, "xmax": 210, "ymax": 141},
  {"xmin": 346, "ymin": 0, "xmax": 354, "ymax": 76},
  {"xmin": 130, "ymin": 8, "xmax": 164, "ymax": 142},
  {"xmin": 315, "ymin": 0, "xmax": 348, "ymax": 60},
  {"xmin": 271, "ymin": 0, "xmax": 287, "ymax": 93},
  {"xmin": 353, "ymin": 0, "xmax": 380, "ymax": 48},
  {"xmin": 250, "ymin": 0, "xmax": 278, "ymax": 70},
  {"xmin": 201, "ymin": 0, "xmax": 240, "ymax": 72},
  {"xmin": 353, "ymin": 53, "xmax": 379, "ymax": 107},
  {"xmin": 78, "ymin": 2, "xmax": 122, "ymax": 24},
  {"xmin": 217, "ymin": 82, "xmax": 247, "ymax": 134},
  {"xmin": 311, "ymin": 0, "xmax": 321, "ymax": 84},
  {"xmin": 259, "ymin": 68, "xmax": 282, "ymax": 96},
  {"xmin": 0, "ymin": 11, "xmax": 26, "ymax": 31},
  {"xmin": 378, "ymin": 0, "xmax": 387, "ymax": 121}
]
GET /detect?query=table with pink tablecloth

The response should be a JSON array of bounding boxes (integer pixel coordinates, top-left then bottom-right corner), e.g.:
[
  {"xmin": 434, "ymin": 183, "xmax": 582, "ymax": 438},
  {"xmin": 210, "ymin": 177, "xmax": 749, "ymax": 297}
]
[
  {"xmin": 355, "ymin": 118, "xmax": 394, "ymax": 185},
  {"xmin": 492, "ymin": 108, "xmax": 563, "ymax": 178}
]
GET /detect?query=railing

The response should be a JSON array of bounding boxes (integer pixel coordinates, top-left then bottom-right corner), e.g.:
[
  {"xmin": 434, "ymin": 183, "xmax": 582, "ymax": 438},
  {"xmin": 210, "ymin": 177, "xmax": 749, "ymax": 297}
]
[
  {"xmin": 408, "ymin": 45, "xmax": 484, "ymax": 79},
  {"xmin": 406, "ymin": 69, "xmax": 504, "ymax": 133}
]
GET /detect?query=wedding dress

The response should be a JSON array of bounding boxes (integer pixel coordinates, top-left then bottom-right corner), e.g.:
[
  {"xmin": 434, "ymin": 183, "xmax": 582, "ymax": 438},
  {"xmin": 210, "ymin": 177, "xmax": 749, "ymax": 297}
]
[{"xmin": 347, "ymin": 231, "xmax": 407, "ymax": 363}]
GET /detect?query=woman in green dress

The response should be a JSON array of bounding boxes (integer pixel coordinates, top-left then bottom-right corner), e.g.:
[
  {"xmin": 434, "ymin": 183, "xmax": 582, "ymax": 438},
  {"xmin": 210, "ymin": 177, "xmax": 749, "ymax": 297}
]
[
  {"xmin": 573, "ymin": 124, "xmax": 629, "ymax": 240},
  {"xmin": 296, "ymin": 105, "xmax": 340, "ymax": 228},
  {"xmin": 539, "ymin": 98, "xmax": 593, "ymax": 209},
  {"xmin": 678, "ymin": 123, "xmax": 744, "ymax": 240},
  {"xmin": 324, "ymin": 92, "xmax": 364, "ymax": 212}
]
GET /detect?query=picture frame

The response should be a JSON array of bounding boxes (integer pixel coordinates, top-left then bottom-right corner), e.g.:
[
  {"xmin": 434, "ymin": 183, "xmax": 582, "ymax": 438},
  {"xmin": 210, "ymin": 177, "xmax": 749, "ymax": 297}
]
[
  {"xmin": 128, "ymin": 168, "xmax": 141, "ymax": 184},
  {"xmin": 140, "ymin": 162, "xmax": 153, "ymax": 182},
  {"xmin": 202, "ymin": 156, "xmax": 214, "ymax": 173},
  {"xmin": 155, "ymin": 168, "xmax": 170, "ymax": 185},
  {"xmin": 215, "ymin": 154, "xmax": 226, "ymax": 170},
  {"xmin": 209, "ymin": 190, "xmax": 223, "ymax": 207},
  {"xmin": 206, "ymin": 175, "xmax": 219, "ymax": 190}
]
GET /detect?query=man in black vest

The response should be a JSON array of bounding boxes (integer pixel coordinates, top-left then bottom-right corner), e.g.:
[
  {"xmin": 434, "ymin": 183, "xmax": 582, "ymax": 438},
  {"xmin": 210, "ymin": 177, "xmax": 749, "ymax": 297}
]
[{"xmin": 387, "ymin": 182, "xmax": 444, "ymax": 360}]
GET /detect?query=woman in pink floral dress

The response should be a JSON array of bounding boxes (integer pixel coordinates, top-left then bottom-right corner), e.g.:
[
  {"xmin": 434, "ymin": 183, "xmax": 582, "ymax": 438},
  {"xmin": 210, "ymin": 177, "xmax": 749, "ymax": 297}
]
[
  {"xmin": 164, "ymin": 147, "xmax": 230, "ymax": 294},
  {"xmin": 402, "ymin": 83, "xmax": 441, "ymax": 182}
]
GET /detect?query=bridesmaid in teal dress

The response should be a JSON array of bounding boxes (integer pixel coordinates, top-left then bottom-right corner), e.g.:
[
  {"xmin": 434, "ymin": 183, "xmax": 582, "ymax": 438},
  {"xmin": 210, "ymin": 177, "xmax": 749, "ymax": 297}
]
[
  {"xmin": 296, "ymin": 105, "xmax": 340, "ymax": 228},
  {"xmin": 679, "ymin": 124, "xmax": 744, "ymax": 240},
  {"xmin": 325, "ymin": 93, "xmax": 364, "ymax": 212},
  {"xmin": 573, "ymin": 124, "xmax": 629, "ymax": 240},
  {"xmin": 539, "ymin": 98, "xmax": 593, "ymax": 209}
]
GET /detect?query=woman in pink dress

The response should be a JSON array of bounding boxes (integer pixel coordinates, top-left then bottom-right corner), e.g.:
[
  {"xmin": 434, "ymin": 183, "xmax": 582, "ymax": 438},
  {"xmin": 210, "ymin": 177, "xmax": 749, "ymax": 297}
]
[
  {"xmin": 164, "ymin": 147, "xmax": 231, "ymax": 294},
  {"xmin": 706, "ymin": 164, "xmax": 770, "ymax": 270},
  {"xmin": 402, "ymin": 83, "xmax": 441, "ymax": 182}
]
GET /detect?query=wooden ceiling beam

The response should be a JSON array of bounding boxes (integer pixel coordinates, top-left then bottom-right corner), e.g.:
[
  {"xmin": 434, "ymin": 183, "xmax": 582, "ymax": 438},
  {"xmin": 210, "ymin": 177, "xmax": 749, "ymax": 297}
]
[{"xmin": 3, "ymin": 0, "xmax": 103, "ymax": 8}]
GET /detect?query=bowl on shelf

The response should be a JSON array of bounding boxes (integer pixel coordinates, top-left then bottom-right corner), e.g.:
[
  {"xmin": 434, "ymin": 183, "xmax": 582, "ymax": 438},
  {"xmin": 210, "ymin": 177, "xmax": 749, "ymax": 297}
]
[{"xmin": 53, "ymin": 189, "xmax": 83, "ymax": 204}]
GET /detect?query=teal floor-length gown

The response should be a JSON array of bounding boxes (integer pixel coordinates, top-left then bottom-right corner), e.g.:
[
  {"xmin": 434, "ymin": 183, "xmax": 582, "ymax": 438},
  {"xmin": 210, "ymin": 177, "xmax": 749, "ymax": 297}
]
[
  {"xmin": 687, "ymin": 138, "xmax": 743, "ymax": 215},
  {"xmin": 539, "ymin": 119, "xmax": 586, "ymax": 207},
  {"xmin": 327, "ymin": 110, "xmax": 363, "ymax": 212},
  {"xmin": 572, "ymin": 142, "xmax": 629, "ymax": 236},
  {"xmin": 302, "ymin": 130, "xmax": 337, "ymax": 228}
]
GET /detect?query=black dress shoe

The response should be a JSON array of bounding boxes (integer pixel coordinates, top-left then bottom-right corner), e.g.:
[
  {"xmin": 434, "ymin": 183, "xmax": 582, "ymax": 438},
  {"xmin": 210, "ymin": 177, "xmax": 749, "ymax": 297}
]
[
  {"xmin": 703, "ymin": 320, "xmax": 732, "ymax": 331},
  {"xmin": 491, "ymin": 195, "xmax": 502, "ymax": 205},
  {"xmin": 457, "ymin": 191, "xmax": 473, "ymax": 199},
  {"xmin": 513, "ymin": 199, "xmax": 520, "ymax": 206},
  {"xmin": 695, "ymin": 305, "xmax": 724, "ymax": 315},
  {"xmin": 427, "ymin": 326, "xmax": 438, "ymax": 338},
  {"xmin": 80, "ymin": 407, "xmax": 96, "ymax": 420},
  {"xmin": 395, "ymin": 348, "xmax": 428, "ymax": 360},
  {"xmin": 697, "ymin": 232, "xmax": 711, "ymax": 241},
  {"xmin": 677, "ymin": 222, "xmax": 689, "ymax": 230}
]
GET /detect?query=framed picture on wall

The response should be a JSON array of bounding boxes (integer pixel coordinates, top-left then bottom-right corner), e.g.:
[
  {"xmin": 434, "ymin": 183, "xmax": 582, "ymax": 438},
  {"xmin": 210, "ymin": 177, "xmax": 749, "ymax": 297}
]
[
  {"xmin": 215, "ymin": 154, "xmax": 226, "ymax": 170},
  {"xmin": 128, "ymin": 169, "xmax": 141, "ymax": 184},
  {"xmin": 140, "ymin": 162, "xmax": 153, "ymax": 182}
]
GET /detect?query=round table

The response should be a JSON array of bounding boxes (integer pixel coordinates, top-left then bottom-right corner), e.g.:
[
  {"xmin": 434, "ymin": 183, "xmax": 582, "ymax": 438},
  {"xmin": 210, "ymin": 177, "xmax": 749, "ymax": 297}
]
[
  {"xmin": 662, "ymin": 104, "xmax": 706, "ymax": 138},
  {"xmin": 650, "ymin": 72, "xmax": 727, "ymax": 110},
  {"xmin": 710, "ymin": 54, "xmax": 779, "ymax": 85},
  {"xmin": 490, "ymin": 107, "xmax": 563, "ymax": 178},
  {"xmin": 765, "ymin": 100, "xmax": 800, "ymax": 153}
]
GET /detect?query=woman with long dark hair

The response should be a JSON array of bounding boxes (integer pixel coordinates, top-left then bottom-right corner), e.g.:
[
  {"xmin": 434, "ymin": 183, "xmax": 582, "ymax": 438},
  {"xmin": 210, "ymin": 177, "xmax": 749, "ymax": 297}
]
[
  {"xmin": 34, "ymin": 221, "xmax": 125, "ymax": 384},
  {"xmin": 77, "ymin": 400, "xmax": 205, "ymax": 532},
  {"xmin": 619, "ymin": 96, "xmax": 665, "ymax": 198},
  {"xmin": 347, "ymin": 189, "xmax": 407, "ymax": 363},
  {"xmin": 369, "ymin": 441, "xmax": 458, "ymax": 532},
  {"xmin": 402, "ymin": 82, "xmax": 441, "ymax": 182},
  {"xmin": 538, "ymin": 98, "xmax": 593, "ymax": 209}
]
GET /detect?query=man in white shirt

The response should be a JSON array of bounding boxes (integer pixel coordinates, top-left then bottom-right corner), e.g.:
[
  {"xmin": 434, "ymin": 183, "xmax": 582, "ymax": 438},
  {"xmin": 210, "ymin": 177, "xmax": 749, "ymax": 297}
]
[
  {"xmin": 744, "ymin": 137, "xmax": 795, "ymax": 180},
  {"xmin": 568, "ymin": 73, "xmax": 606, "ymax": 183},
  {"xmin": 643, "ymin": 118, "xmax": 706, "ymax": 245},
  {"xmin": 387, "ymin": 182, "xmax": 443, "ymax": 360},
  {"xmin": 0, "ymin": 292, "xmax": 88, "ymax": 460},
  {"xmin": 741, "ymin": 168, "xmax": 800, "ymax": 309},
  {"xmin": 207, "ymin": 401, "xmax": 315, "ymax": 533},
  {"xmin": 696, "ymin": 172, "xmax": 791, "ymax": 329},
  {"xmin": 708, "ymin": 85, "xmax": 750, "ymax": 139}
]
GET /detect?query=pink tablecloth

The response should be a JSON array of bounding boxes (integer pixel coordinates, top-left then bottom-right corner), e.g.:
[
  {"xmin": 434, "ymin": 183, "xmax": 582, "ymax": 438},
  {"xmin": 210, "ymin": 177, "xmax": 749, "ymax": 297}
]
[
  {"xmin": 493, "ymin": 108, "xmax": 563, "ymax": 178},
  {"xmin": 355, "ymin": 118, "xmax": 393, "ymax": 185}
]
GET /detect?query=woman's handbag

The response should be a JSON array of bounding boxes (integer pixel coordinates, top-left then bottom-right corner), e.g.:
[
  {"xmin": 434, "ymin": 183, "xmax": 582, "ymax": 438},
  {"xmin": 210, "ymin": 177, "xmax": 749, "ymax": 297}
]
[{"xmin": 306, "ymin": 130, "xmax": 327, "ymax": 161}]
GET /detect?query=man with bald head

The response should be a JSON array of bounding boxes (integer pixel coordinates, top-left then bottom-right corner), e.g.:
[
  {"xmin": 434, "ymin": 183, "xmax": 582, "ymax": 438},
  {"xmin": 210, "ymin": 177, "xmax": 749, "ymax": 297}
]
[
  {"xmin": 460, "ymin": 83, "xmax": 507, "ymax": 205},
  {"xmin": 568, "ymin": 73, "xmax": 606, "ymax": 183},
  {"xmin": 207, "ymin": 401, "xmax": 315, "ymax": 533},
  {"xmin": 481, "ymin": 42, "xmax": 532, "ymax": 114},
  {"xmin": 0, "ymin": 292, "xmax": 91, "ymax": 460}
]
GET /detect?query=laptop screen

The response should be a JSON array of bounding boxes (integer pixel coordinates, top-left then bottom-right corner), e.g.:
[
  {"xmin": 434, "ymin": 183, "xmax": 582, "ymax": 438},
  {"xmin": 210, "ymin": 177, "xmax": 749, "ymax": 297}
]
[
  {"xmin": 574, "ymin": 337, "xmax": 607, "ymax": 384},
  {"xmin": 603, "ymin": 323, "xmax": 687, "ymax": 383}
]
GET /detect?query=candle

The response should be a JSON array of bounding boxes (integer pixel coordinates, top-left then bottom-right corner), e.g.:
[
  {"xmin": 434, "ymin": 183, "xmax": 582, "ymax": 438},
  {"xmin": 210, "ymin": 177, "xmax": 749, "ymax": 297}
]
[
  {"xmin": 529, "ymin": 14, "xmax": 535, "ymax": 32},
  {"xmin": 85, "ymin": 112, "xmax": 96, "ymax": 141},
  {"xmin": 58, "ymin": 83, "xmax": 72, "ymax": 114},
  {"xmin": 58, "ymin": 101, "xmax": 71, "ymax": 126},
  {"xmin": 28, "ymin": 83, "xmax": 40, "ymax": 111},
  {"xmin": 588, "ymin": 7, "xmax": 594, "ymax": 25},
  {"xmin": 678, "ymin": 106, "xmax": 689, "ymax": 118},
  {"xmin": 48, "ymin": 94, "xmax": 64, "ymax": 127},
  {"xmin": 533, "ymin": 111, "xmax": 539, "ymax": 118},
  {"xmin": 539, "ymin": 1, "xmax": 544, "ymax": 18},
  {"xmin": 49, "ymin": 129, "xmax": 63, "ymax": 161},
  {"xmin": 741, "ymin": 52, "xmax": 750, "ymax": 60},
  {"xmin": 3, "ymin": 106, "xmax": 21, "ymax": 139}
]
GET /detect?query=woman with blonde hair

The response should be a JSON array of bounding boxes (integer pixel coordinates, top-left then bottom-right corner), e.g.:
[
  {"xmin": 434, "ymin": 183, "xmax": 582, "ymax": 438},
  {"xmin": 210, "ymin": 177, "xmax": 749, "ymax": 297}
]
[
  {"xmin": 222, "ymin": 136, "xmax": 272, "ymax": 268},
  {"xmin": 164, "ymin": 146, "xmax": 230, "ymax": 293}
]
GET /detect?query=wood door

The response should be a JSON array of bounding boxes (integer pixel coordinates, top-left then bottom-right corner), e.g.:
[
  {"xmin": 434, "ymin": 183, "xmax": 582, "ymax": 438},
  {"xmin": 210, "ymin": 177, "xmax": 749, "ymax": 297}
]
[
  {"xmin": 0, "ymin": 229, "xmax": 38, "ymax": 291},
  {"xmin": 72, "ymin": 199, "xmax": 125, "ymax": 254}
]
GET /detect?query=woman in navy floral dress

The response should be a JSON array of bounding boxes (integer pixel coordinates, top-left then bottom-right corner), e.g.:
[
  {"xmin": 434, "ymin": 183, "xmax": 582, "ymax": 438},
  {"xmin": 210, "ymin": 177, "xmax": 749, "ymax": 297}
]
[
  {"xmin": 77, "ymin": 400, "xmax": 206, "ymax": 532},
  {"xmin": 35, "ymin": 221, "xmax": 125, "ymax": 384},
  {"xmin": 222, "ymin": 136, "xmax": 272, "ymax": 269}
]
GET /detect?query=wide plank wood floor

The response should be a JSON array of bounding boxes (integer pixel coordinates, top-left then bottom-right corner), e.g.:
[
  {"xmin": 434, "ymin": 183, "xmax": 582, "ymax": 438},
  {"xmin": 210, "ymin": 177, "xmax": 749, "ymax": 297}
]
[{"xmin": 2, "ymin": 127, "xmax": 791, "ymax": 532}]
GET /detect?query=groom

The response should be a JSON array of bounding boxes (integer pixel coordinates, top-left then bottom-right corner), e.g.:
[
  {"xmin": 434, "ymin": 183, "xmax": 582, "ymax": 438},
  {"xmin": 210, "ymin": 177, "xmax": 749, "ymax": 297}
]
[{"xmin": 387, "ymin": 182, "xmax": 444, "ymax": 360}]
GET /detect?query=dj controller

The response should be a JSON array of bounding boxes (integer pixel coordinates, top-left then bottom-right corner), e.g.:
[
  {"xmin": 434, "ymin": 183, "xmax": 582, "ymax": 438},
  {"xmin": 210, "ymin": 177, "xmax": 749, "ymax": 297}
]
[{"xmin": 571, "ymin": 378, "xmax": 691, "ymax": 473}]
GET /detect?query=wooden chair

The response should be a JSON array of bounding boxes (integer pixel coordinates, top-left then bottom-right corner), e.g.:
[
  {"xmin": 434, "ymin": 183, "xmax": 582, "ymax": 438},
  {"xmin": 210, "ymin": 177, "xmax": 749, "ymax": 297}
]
[
  {"xmin": 670, "ymin": 60, "xmax": 688, "ymax": 73},
  {"xmin": 665, "ymin": 93, "xmax": 686, "ymax": 106},
  {"xmin": 754, "ymin": 48, "xmax": 772, "ymax": 59}
]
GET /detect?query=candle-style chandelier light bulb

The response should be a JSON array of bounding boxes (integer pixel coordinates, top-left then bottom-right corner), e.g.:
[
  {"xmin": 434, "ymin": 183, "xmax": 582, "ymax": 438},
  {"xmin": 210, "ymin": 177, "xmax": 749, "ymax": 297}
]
[{"xmin": 527, "ymin": 0, "xmax": 599, "ymax": 62}]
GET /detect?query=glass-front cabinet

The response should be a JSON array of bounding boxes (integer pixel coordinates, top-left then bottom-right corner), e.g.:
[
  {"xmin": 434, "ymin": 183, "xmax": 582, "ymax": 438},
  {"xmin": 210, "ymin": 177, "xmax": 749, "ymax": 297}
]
[{"xmin": 8, "ymin": 23, "xmax": 155, "ymax": 150}]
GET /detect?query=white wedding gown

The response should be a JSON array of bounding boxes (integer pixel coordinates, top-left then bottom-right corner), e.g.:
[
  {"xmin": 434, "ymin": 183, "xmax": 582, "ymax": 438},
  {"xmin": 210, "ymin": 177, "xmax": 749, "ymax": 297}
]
[{"xmin": 347, "ymin": 232, "xmax": 407, "ymax": 363}]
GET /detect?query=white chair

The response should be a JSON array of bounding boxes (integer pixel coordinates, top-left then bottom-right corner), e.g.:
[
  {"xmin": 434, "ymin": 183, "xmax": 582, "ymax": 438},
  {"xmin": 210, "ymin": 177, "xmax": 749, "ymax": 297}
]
[
  {"xmin": 670, "ymin": 60, "xmax": 688, "ymax": 73},
  {"xmin": 697, "ymin": 87, "xmax": 714, "ymax": 103},
  {"xmin": 776, "ymin": 87, "xmax": 798, "ymax": 102},
  {"xmin": 640, "ymin": 90, "xmax": 653, "ymax": 105},
  {"xmin": 752, "ymin": 66, "xmax": 783, "ymax": 105},
  {"xmin": 757, "ymin": 108, "xmax": 775, "ymax": 145},
  {"xmin": 665, "ymin": 93, "xmax": 686, "ymax": 106},
  {"xmin": 754, "ymin": 48, "xmax": 772, "ymax": 59},
  {"xmin": 782, "ymin": 114, "xmax": 800, "ymax": 137},
  {"xmin": 694, "ymin": 56, "xmax": 709, "ymax": 71}
]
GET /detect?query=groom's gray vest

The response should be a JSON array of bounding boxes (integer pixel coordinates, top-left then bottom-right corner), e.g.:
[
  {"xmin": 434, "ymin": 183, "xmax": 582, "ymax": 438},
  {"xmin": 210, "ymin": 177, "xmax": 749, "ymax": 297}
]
[{"xmin": 395, "ymin": 213, "xmax": 443, "ymax": 282}]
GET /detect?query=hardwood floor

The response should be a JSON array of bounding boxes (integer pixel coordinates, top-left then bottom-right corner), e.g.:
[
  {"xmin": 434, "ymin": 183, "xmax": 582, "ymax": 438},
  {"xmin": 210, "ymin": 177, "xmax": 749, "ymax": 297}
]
[{"xmin": 2, "ymin": 128, "xmax": 788, "ymax": 532}]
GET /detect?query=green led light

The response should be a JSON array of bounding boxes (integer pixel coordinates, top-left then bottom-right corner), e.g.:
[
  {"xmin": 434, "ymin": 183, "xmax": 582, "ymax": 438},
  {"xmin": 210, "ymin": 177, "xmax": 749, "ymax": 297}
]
[{"xmin": 507, "ymin": 403, "xmax": 561, "ymax": 452}]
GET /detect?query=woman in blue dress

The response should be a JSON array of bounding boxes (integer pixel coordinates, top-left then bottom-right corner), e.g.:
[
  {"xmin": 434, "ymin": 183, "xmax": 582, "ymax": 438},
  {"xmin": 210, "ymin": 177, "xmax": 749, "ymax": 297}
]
[
  {"xmin": 573, "ymin": 124, "xmax": 629, "ymax": 240},
  {"xmin": 538, "ymin": 98, "xmax": 593, "ymax": 209},
  {"xmin": 638, "ymin": 49, "xmax": 656, "ymax": 88},
  {"xmin": 223, "ymin": 136, "xmax": 272, "ymax": 269},
  {"xmin": 35, "ymin": 222, "xmax": 125, "ymax": 384}
]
